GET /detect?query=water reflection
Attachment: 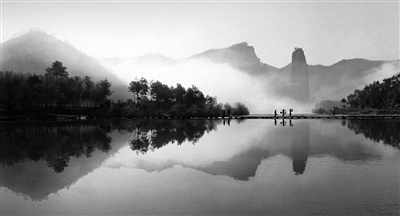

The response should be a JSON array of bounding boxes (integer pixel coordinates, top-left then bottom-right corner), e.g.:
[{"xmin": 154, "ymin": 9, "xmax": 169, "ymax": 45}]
[
  {"xmin": 290, "ymin": 121, "xmax": 310, "ymax": 175},
  {"xmin": 346, "ymin": 119, "xmax": 400, "ymax": 148},
  {"xmin": 1, "ymin": 121, "xmax": 113, "ymax": 172},
  {"xmin": 1, "ymin": 118, "xmax": 399, "ymax": 205},
  {"xmin": 129, "ymin": 120, "xmax": 219, "ymax": 154}
]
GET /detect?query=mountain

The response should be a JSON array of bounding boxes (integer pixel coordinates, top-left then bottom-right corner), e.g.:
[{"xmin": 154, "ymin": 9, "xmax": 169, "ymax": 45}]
[
  {"xmin": 186, "ymin": 43, "xmax": 399, "ymax": 101},
  {"xmin": 290, "ymin": 48, "xmax": 310, "ymax": 103},
  {"xmin": 189, "ymin": 42, "xmax": 278, "ymax": 76},
  {"xmin": 0, "ymin": 30, "xmax": 132, "ymax": 100},
  {"xmin": 6, "ymin": 31, "xmax": 397, "ymax": 103},
  {"xmin": 275, "ymin": 58, "xmax": 399, "ymax": 101}
]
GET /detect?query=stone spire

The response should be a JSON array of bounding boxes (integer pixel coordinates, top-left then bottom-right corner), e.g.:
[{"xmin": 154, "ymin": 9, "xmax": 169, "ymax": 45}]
[{"xmin": 290, "ymin": 48, "xmax": 310, "ymax": 103}]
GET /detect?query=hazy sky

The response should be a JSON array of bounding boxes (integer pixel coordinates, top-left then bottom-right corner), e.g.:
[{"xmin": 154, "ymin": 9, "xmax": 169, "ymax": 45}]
[{"xmin": 1, "ymin": 1, "xmax": 399, "ymax": 67}]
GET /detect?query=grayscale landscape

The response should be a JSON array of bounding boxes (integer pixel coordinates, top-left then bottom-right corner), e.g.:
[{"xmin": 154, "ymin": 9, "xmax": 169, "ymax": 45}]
[{"xmin": 1, "ymin": 1, "xmax": 399, "ymax": 215}]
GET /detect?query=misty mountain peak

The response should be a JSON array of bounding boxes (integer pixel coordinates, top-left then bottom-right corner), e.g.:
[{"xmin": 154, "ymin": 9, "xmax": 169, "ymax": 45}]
[
  {"xmin": 292, "ymin": 47, "xmax": 307, "ymax": 63},
  {"xmin": 188, "ymin": 42, "xmax": 273, "ymax": 75}
]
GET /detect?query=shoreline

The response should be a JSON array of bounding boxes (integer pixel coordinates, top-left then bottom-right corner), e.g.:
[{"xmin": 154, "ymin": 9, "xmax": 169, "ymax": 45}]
[{"xmin": 2, "ymin": 113, "xmax": 400, "ymax": 122}]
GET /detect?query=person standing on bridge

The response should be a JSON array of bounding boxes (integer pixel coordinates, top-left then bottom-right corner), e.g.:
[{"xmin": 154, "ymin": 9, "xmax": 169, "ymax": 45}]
[
  {"xmin": 222, "ymin": 110, "xmax": 225, "ymax": 119},
  {"xmin": 281, "ymin": 109, "xmax": 286, "ymax": 118},
  {"xmin": 274, "ymin": 110, "xmax": 277, "ymax": 118}
]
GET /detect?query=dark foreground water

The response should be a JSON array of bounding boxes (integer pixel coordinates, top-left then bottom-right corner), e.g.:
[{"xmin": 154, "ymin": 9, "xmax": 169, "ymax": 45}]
[{"xmin": 1, "ymin": 119, "xmax": 399, "ymax": 215}]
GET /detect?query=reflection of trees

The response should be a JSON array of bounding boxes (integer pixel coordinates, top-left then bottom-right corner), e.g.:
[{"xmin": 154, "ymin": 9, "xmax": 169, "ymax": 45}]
[
  {"xmin": 346, "ymin": 120, "xmax": 400, "ymax": 148},
  {"xmin": 291, "ymin": 121, "xmax": 310, "ymax": 175},
  {"xmin": 1, "ymin": 121, "xmax": 112, "ymax": 173},
  {"xmin": 129, "ymin": 120, "xmax": 219, "ymax": 154}
]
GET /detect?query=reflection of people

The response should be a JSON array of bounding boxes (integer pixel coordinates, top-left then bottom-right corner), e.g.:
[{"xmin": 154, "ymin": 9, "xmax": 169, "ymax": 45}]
[
  {"xmin": 227, "ymin": 118, "xmax": 230, "ymax": 126},
  {"xmin": 274, "ymin": 118, "xmax": 277, "ymax": 126}
]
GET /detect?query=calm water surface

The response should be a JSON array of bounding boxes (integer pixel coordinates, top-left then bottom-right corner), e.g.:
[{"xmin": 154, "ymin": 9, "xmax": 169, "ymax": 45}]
[{"xmin": 1, "ymin": 119, "xmax": 399, "ymax": 215}]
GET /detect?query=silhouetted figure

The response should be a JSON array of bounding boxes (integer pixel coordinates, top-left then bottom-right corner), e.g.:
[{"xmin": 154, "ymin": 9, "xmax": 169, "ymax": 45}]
[
  {"xmin": 227, "ymin": 110, "xmax": 231, "ymax": 118},
  {"xmin": 222, "ymin": 110, "xmax": 225, "ymax": 118},
  {"xmin": 274, "ymin": 118, "xmax": 277, "ymax": 126},
  {"xmin": 227, "ymin": 118, "xmax": 231, "ymax": 126},
  {"xmin": 280, "ymin": 119, "xmax": 286, "ymax": 127},
  {"xmin": 274, "ymin": 110, "xmax": 277, "ymax": 118},
  {"xmin": 289, "ymin": 108, "xmax": 293, "ymax": 118},
  {"xmin": 280, "ymin": 109, "xmax": 286, "ymax": 118},
  {"xmin": 331, "ymin": 107, "xmax": 335, "ymax": 116}
]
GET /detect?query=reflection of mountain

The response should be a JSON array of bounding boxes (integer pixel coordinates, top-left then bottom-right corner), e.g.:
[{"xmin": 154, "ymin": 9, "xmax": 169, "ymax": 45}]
[
  {"xmin": 2, "ymin": 119, "xmax": 397, "ymax": 200},
  {"xmin": 127, "ymin": 120, "xmax": 388, "ymax": 181},
  {"xmin": 193, "ymin": 148, "xmax": 270, "ymax": 181},
  {"xmin": 291, "ymin": 121, "xmax": 310, "ymax": 175},
  {"xmin": 346, "ymin": 119, "xmax": 400, "ymax": 148},
  {"xmin": 0, "ymin": 120, "xmax": 130, "ymax": 201},
  {"xmin": 1, "ymin": 119, "xmax": 220, "ymax": 200}
]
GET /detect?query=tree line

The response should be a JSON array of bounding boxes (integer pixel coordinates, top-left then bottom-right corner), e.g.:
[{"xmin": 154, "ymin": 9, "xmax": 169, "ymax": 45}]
[
  {"xmin": 0, "ymin": 61, "xmax": 250, "ymax": 118},
  {"xmin": 346, "ymin": 73, "xmax": 400, "ymax": 112},
  {"xmin": 110, "ymin": 77, "xmax": 249, "ymax": 117},
  {"xmin": 313, "ymin": 73, "xmax": 400, "ymax": 114},
  {"xmin": 0, "ymin": 61, "xmax": 112, "ymax": 118}
]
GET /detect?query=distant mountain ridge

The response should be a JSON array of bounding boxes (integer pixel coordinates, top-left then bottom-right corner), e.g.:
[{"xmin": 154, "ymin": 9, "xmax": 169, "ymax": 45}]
[
  {"xmin": 189, "ymin": 42, "xmax": 279, "ymax": 76},
  {"xmin": 187, "ymin": 43, "xmax": 399, "ymax": 100},
  {"xmin": 2, "ymin": 30, "xmax": 398, "ymax": 102}
]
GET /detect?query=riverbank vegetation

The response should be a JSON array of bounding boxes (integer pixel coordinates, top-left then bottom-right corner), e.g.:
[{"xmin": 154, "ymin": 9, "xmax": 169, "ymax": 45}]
[
  {"xmin": 0, "ymin": 61, "xmax": 112, "ymax": 119},
  {"xmin": 313, "ymin": 73, "xmax": 400, "ymax": 114},
  {"xmin": 109, "ymin": 77, "xmax": 249, "ymax": 118},
  {"xmin": 0, "ymin": 61, "xmax": 249, "ymax": 120}
]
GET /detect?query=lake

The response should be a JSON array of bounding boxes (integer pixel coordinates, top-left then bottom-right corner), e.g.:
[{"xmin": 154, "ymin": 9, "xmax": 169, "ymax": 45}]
[{"xmin": 1, "ymin": 118, "xmax": 399, "ymax": 215}]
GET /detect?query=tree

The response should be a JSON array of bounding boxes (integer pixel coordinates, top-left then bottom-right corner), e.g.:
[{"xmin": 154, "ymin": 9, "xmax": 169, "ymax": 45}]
[
  {"xmin": 150, "ymin": 81, "xmax": 173, "ymax": 112},
  {"xmin": 128, "ymin": 77, "xmax": 149, "ymax": 104},
  {"xmin": 45, "ymin": 61, "xmax": 69, "ymax": 78}
]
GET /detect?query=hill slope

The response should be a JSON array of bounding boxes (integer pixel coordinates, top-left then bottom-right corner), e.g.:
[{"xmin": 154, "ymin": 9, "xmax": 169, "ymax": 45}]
[{"xmin": 1, "ymin": 31, "xmax": 131, "ymax": 99}]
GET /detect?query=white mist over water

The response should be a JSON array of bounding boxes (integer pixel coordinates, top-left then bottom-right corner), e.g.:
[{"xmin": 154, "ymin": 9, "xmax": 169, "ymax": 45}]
[{"xmin": 102, "ymin": 58, "xmax": 313, "ymax": 114}]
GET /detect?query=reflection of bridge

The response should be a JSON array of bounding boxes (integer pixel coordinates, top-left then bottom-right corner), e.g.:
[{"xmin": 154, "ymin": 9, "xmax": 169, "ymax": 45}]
[{"xmin": 129, "ymin": 114, "xmax": 400, "ymax": 120}]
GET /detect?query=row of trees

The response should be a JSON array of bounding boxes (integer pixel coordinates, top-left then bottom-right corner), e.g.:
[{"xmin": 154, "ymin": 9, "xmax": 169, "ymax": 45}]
[
  {"xmin": 0, "ymin": 61, "xmax": 112, "ymax": 117},
  {"xmin": 109, "ymin": 77, "xmax": 249, "ymax": 117},
  {"xmin": 0, "ymin": 61, "xmax": 250, "ymax": 118},
  {"xmin": 346, "ymin": 73, "xmax": 400, "ymax": 110}
]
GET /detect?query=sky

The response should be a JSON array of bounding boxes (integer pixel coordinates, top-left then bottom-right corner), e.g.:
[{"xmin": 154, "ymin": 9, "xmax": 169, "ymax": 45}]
[{"xmin": 1, "ymin": 1, "xmax": 399, "ymax": 68}]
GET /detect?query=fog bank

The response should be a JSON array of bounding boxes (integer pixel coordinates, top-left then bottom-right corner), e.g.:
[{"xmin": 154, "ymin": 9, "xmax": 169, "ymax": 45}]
[{"xmin": 102, "ymin": 58, "xmax": 313, "ymax": 114}]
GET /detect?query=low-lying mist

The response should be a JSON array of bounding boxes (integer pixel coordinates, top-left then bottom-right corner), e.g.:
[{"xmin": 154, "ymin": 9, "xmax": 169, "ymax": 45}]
[
  {"xmin": 104, "ymin": 58, "xmax": 313, "ymax": 114},
  {"xmin": 362, "ymin": 62, "xmax": 400, "ymax": 85}
]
